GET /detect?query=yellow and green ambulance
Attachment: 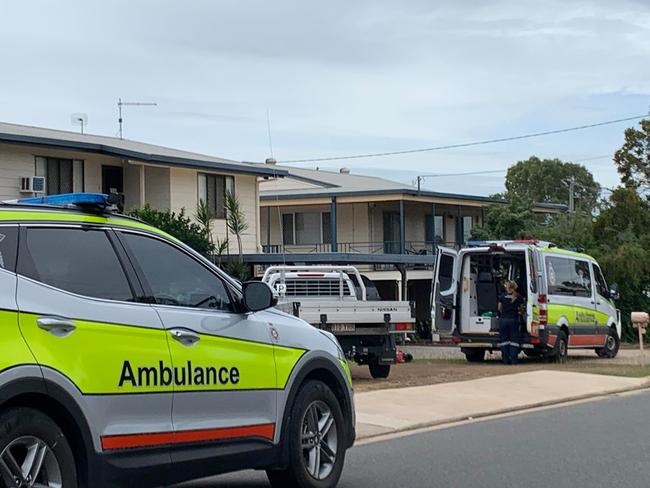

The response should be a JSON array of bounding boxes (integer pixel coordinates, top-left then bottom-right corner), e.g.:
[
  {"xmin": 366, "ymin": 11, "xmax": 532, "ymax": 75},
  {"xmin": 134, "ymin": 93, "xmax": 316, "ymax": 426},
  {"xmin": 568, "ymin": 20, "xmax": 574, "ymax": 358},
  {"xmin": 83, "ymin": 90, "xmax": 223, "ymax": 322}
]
[
  {"xmin": 0, "ymin": 193, "xmax": 354, "ymax": 488},
  {"xmin": 432, "ymin": 240, "xmax": 620, "ymax": 362}
]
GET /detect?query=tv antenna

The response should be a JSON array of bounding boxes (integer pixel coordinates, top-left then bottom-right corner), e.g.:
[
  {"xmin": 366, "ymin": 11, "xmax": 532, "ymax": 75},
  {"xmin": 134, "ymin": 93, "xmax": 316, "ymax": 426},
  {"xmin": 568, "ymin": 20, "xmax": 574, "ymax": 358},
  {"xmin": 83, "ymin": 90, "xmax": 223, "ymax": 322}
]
[
  {"xmin": 71, "ymin": 113, "xmax": 88, "ymax": 134},
  {"xmin": 117, "ymin": 98, "xmax": 157, "ymax": 139}
]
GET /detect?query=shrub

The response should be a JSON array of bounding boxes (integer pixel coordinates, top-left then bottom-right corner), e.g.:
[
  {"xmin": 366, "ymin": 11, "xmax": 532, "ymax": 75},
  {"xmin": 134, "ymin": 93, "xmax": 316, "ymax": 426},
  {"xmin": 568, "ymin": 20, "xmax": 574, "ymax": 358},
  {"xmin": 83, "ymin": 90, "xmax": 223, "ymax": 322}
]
[{"xmin": 127, "ymin": 204, "xmax": 214, "ymax": 256}]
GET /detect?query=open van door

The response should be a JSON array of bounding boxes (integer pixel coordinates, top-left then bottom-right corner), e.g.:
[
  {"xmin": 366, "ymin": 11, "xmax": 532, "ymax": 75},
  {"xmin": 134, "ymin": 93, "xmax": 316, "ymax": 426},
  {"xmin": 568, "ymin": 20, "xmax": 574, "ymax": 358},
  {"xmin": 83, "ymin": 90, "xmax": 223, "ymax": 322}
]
[{"xmin": 432, "ymin": 247, "xmax": 458, "ymax": 336}]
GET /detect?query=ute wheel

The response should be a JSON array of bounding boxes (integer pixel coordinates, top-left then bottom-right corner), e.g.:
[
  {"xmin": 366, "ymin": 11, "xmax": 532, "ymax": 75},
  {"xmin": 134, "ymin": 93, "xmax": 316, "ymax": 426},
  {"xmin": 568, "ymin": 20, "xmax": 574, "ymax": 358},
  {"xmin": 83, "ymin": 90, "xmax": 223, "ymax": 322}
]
[
  {"xmin": 0, "ymin": 407, "xmax": 77, "ymax": 488},
  {"xmin": 267, "ymin": 381, "xmax": 346, "ymax": 488},
  {"xmin": 368, "ymin": 362, "xmax": 391, "ymax": 379},
  {"xmin": 463, "ymin": 348, "xmax": 486, "ymax": 363},
  {"xmin": 596, "ymin": 328, "xmax": 620, "ymax": 359},
  {"xmin": 553, "ymin": 330, "xmax": 569, "ymax": 363}
]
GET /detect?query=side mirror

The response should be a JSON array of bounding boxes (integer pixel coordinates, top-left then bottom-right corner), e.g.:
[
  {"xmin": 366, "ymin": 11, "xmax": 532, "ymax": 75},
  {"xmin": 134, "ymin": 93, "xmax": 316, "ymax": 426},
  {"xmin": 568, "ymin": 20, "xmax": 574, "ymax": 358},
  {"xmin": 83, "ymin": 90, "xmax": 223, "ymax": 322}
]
[
  {"xmin": 609, "ymin": 283, "xmax": 620, "ymax": 301},
  {"xmin": 242, "ymin": 281, "xmax": 278, "ymax": 312}
]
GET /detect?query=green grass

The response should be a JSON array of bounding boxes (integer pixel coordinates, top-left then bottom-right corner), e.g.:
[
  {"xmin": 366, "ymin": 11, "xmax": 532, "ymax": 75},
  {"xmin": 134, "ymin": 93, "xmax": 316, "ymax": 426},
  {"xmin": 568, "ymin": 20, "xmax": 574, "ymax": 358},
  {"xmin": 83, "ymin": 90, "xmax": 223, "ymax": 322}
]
[{"xmin": 573, "ymin": 365, "xmax": 650, "ymax": 378}]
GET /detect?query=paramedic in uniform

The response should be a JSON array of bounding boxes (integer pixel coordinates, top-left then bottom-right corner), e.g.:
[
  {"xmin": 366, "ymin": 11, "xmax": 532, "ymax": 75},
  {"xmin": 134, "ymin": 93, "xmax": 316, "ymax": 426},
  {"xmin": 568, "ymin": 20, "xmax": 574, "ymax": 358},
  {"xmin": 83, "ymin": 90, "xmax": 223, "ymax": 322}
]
[{"xmin": 498, "ymin": 280, "xmax": 525, "ymax": 365}]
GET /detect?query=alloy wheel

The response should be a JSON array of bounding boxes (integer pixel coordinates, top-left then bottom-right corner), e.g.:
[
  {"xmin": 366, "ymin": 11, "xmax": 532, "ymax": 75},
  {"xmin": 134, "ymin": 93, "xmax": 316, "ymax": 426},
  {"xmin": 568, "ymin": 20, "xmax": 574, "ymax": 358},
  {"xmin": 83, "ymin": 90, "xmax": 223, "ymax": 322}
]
[
  {"xmin": 0, "ymin": 436, "xmax": 62, "ymax": 488},
  {"xmin": 301, "ymin": 400, "xmax": 338, "ymax": 480}
]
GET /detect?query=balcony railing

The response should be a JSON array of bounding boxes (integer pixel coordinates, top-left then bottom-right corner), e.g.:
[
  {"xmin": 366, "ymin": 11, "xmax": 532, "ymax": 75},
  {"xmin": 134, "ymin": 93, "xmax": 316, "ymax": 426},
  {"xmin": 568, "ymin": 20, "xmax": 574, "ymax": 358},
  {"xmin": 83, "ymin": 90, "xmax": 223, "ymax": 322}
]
[{"xmin": 262, "ymin": 240, "xmax": 459, "ymax": 255}]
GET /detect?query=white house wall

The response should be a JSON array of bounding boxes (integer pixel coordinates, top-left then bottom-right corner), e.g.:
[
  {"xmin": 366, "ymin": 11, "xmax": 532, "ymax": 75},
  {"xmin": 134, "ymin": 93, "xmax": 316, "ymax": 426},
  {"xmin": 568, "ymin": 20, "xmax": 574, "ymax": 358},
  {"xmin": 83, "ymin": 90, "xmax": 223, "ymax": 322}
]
[
  {"xmin": 169, "ymin": 168, "xmax": 259, "ymax": 254},
  {"xmin": 0, "ymin": 143, "xmax": 261, "ymax": 254}
]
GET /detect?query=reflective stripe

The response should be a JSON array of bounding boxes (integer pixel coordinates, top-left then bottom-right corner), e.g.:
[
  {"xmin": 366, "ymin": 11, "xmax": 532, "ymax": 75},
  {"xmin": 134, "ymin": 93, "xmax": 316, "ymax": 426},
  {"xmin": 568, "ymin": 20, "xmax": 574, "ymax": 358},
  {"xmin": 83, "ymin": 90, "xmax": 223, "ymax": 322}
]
[
  {"xmin": 19, "ymin": 311, "xmax": 305, "ymax": 394},
  {"xmin": 101, "ymin": 423, "xmax": 275, "ymax": 450},
  {"xmin": 0, "ymin": 209, "xmax": 174, "ymax": 241}
]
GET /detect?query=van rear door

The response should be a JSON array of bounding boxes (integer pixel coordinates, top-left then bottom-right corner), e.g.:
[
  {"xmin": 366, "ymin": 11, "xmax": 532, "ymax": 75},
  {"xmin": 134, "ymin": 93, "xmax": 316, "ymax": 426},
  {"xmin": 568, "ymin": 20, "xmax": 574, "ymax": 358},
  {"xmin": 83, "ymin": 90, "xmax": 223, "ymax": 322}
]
[
  {"xmin": 526, "ymin": 247, "xmax": 541, "ymax": 335},
  {"xmin": 432, "ymin": 247, "xmax": 458, "ymax": 336}
]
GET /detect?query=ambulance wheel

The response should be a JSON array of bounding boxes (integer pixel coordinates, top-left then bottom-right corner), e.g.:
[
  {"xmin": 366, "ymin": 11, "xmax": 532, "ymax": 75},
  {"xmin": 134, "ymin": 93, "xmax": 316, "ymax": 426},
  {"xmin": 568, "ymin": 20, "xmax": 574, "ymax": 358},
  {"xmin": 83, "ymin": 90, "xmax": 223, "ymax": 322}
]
[
  {"xmin": 0, "ymin": 407, "xmax": 77, "ymax": 488},
  {"xmin": 596, "ymin": 328, "xmax": 620, "ymax": 358},
  {"xmin": 267, "ymin": 380, "xmax": 346, "ymax": 488},
  {"xmin": 553, "ymin": 330, "xmax": 569, "ymax": 363},
  {"xmin": 368, "ymin": 362, "xmax": 391, "ymax": 379},
  {"xmin": 463, "ymin": 348, "xmax": 486, "ymax": 363}
]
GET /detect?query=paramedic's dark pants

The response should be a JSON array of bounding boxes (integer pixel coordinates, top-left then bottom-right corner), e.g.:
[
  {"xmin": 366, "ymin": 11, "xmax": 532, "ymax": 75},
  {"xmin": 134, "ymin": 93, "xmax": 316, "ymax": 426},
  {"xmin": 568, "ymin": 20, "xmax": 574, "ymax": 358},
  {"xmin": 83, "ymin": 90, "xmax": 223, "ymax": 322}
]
[{"xmin": 499, "ymin": 317, "xmax": 520, "ymax": 364}]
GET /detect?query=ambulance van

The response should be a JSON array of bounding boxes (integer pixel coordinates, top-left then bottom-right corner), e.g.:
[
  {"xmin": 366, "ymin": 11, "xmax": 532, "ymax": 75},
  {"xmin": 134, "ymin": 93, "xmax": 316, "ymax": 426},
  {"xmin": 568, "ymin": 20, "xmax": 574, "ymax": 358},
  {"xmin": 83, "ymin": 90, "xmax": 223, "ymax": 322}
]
[{"xmin": 432, "ymin": 241, "xmax": 621, "ymax": 362}]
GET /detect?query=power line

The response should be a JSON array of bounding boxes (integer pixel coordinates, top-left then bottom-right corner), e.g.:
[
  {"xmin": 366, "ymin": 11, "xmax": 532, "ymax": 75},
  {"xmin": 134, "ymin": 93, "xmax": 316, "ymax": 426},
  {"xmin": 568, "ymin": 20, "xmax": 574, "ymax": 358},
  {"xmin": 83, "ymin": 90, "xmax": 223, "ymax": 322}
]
[
  {"xmin": 413, "ymin": 154, "xmax": 616, "ymax": 191},
  {"xmin": 280, "ymin": 114, "xmax": 647, "ymax": 164},
  {"xmin": 419, "ymin": 169, "xmax": 506, "ymax": 178}
]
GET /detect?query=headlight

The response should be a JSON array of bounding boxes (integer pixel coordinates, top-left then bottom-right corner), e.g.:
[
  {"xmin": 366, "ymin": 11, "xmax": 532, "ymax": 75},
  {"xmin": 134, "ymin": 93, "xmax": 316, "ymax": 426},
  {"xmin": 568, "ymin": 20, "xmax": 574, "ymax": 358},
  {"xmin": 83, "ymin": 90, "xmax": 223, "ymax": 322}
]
[{"xmin": 319, "ymin": 330, "xmax": 345, "ymax": 360}]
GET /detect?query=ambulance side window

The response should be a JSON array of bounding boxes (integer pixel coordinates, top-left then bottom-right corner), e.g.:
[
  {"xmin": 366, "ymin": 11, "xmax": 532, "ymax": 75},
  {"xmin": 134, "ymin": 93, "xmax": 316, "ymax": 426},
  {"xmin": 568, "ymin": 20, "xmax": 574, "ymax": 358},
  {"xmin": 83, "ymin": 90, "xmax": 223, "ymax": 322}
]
[
  {"xmin": 593, "ymin": 264, "xmax": 609, "ymax": 299},
  {"xmin": 545, "ymin": 256, "xmax": 592, "ymax": 298},
  {"xmin": 120, "ymin": 232, "xmax": 233, "ymax": 312},
  {"xmin": 0, "ymin": 227, "xmax": 18, "ymax": 272},
  {"xmin": 18, "ymin": 227, "xmax": 134, "ymax": 301}
]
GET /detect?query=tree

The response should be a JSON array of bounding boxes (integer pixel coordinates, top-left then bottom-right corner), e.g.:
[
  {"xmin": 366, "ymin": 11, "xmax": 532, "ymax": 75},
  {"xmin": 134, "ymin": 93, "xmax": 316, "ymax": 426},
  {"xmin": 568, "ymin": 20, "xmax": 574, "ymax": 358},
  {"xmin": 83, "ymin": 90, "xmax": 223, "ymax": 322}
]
[
  {"xmin": 128, "ymin": 204, "xmax": 214, "ymax": 256},
  {"xmin": 613, "ymin": 119, "xmax": 650, "ymax": 190},
  {"xmin": 224, "ymin": 191, "xmax": 250, "ymax": 281},
  {"xmin": 224, "ymin": 191, "xmax": 249, "ymax": 261},
  {"xmin": 535, "ymin": 213, "xmax": 595, "ymax": 251},
  {"xmin": 592, "ymin": 187, "xmax": 650, "ymax": 242},
  {"xmin": 505, "ymin": 156, "xmax": 601, "ymax": 212},
  {"xmin": 195, "ymin": 199, "xmax": 228, "ymax": 264},
  {"xmin": 591, "ymin": 188, "xmax": 650, "ymax": 341},
  {"xmin": 471, "ymin": 195, "xmax": 537, "ymax": 240}
]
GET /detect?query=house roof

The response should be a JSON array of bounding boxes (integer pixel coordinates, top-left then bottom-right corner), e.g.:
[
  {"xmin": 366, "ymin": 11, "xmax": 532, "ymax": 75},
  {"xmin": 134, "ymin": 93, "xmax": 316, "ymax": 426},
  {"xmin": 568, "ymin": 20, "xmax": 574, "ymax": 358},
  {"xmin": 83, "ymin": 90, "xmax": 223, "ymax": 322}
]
[
  {"xmin": 260, "ymin": 167, "xmax": 567, "ymax": 211},
  {"xmin": 0, "ymin": 122, "xmax": 287, "ymax": 177}
]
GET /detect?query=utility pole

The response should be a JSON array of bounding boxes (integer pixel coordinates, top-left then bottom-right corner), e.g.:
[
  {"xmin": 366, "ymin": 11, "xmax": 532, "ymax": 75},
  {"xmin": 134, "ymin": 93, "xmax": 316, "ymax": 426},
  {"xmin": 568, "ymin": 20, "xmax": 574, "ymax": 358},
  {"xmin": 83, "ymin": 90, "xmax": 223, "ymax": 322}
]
[
  {"xmin": 117, "ymin": 98, "xmax": 158, "ymax": 139},
  {"xmin": 562, "ymin": 176, "xmax": 577, "ymax": 214}
]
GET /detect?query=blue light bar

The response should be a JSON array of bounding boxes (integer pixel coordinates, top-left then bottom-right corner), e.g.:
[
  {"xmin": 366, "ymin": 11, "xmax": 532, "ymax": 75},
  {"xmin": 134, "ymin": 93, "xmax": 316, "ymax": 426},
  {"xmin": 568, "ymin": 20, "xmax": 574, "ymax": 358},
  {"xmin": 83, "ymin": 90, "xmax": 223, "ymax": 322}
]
[{"xmin": 16, "ymin": 193, "xmax": 117, "ymax": 207}]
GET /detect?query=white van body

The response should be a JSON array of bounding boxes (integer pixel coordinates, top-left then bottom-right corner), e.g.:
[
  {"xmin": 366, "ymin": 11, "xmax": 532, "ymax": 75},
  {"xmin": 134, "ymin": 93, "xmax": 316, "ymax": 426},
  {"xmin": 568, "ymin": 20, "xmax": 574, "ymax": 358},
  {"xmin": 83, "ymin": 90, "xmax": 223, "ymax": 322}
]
[{"xmin": 432, "ymin": 241, "xmax": 621, "ymax": 362}]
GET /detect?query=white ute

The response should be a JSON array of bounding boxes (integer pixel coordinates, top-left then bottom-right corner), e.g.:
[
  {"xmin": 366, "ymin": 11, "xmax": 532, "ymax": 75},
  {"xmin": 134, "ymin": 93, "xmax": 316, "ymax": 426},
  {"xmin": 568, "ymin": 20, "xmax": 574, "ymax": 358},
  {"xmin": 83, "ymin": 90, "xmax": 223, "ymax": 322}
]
[{"xmin": 263, "ymin": 265, "xmax": 415, "ymax": 378}]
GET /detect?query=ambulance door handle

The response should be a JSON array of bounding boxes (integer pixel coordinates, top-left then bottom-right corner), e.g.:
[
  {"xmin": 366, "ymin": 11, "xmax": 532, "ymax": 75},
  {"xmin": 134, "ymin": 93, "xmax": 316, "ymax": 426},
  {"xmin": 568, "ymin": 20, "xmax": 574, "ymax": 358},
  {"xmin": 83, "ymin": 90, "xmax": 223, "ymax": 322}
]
[
  {"xmin": 169, "ymin": 328, "xmax": 201, "ymax": 346},
  {"xmin": 37, "ymin": 317, "xmax": 77, "ymax": 337}
]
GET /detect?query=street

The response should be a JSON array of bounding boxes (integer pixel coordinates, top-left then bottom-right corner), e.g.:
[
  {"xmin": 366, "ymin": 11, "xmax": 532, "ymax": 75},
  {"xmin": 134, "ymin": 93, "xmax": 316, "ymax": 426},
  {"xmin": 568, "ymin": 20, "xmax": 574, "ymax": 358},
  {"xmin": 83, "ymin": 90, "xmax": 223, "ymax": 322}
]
[{"xmin": 177, "ymin": 390, "xmax": 650, "ymax": 488}]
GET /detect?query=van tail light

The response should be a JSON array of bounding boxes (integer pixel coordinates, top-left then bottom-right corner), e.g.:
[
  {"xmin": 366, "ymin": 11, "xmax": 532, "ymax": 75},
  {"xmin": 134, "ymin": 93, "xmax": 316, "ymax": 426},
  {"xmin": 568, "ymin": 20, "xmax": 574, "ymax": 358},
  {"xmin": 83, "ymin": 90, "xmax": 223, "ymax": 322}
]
[
  {"xmin": 539, "ymin": 307, "xmax": 548, "ymax": 327},
  {"xmin": 538, "ymin": 294, "xmax": 547, "ymax": 304}
]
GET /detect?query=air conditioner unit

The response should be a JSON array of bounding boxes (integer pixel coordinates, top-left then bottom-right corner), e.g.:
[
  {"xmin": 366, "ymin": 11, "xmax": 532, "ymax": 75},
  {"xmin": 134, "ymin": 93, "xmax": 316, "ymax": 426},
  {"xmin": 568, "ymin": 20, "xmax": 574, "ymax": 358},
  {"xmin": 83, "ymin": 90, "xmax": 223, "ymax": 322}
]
[{"xmin": 19, "ymin": 176, "xmax": 46, "ymax": 193}]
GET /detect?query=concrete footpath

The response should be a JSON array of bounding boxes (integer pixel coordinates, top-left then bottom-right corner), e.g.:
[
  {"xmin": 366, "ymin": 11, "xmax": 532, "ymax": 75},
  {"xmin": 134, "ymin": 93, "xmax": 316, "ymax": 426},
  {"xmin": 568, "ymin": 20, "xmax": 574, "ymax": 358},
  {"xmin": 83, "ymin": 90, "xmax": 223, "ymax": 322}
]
[{"xmin": 355, "ymin": 370, "xmax": 649, "ymax": 440}]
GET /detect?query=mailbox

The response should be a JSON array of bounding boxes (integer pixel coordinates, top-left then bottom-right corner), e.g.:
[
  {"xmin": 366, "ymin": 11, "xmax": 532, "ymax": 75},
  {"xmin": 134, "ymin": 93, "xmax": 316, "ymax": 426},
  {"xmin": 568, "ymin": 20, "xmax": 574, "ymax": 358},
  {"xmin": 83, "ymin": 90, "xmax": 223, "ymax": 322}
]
[{"xmin": 631, "ymin": 311, "xmax": 649, "ymax": 333}]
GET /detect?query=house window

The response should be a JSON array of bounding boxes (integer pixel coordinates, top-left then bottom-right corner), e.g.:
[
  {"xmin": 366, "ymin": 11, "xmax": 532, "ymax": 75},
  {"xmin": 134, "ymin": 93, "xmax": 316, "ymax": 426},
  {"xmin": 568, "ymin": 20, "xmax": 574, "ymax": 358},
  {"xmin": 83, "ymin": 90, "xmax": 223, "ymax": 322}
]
[
  {"xmin": 322, "ymin": 212, "xmax": 331, "ymax": 244},
  {"xmin": 35, "ymin": 157, "xmax": 84, "ymax": 195},
  {"xmin": 282, "ymin": 214, "xmax": 295, "ymax": 245},
  {"xmin": 282, "ymin": 212, "xmax": 331, "ymax": 246},
  {"xmin": 463, "ymin": 216, "xmax": 473, "ymax": 243},
  {"xmin": 197, "ymin": 174, "xmax": 234, "ymax": 219},
  {"xmin": 425, "ymin": 215, "xmax": 444, "ymax": 243}
]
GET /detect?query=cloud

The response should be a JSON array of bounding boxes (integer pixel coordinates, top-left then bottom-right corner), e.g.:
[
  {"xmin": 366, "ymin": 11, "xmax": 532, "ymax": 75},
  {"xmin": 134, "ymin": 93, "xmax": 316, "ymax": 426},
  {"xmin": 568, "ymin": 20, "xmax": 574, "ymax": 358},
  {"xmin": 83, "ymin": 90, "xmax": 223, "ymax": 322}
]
[{"xmin": 1, "ymin": 0, "xmax": 649, "ymax": 195}]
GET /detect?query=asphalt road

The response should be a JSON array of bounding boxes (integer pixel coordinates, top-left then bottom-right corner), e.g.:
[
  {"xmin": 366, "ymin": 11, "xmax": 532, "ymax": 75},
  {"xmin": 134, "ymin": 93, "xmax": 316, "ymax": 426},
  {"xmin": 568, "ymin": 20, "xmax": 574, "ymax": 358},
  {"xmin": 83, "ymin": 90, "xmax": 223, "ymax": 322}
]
[{"xmin": 177, "ymin": 390, "xmax": 650, "ymax": 488}]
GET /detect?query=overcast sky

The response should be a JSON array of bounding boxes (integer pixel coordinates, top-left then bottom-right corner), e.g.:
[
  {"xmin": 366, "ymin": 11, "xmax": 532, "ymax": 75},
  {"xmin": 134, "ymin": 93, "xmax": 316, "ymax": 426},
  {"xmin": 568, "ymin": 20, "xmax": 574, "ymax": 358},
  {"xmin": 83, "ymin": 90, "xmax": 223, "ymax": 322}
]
[{"xmin": 2, "ymin": 0, "xmax": 650, "ymax": 196}]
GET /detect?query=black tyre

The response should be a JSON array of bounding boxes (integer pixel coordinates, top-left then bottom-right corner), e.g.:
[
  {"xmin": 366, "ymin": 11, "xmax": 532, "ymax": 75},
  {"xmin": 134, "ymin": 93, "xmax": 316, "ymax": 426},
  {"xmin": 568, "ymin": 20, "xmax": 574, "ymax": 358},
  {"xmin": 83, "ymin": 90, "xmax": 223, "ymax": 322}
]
[
  {"xmin": 368, "ymin": 362, "xmax": 391, "ymax": 379},
  {"xmin": 267, "ymin": 381, "xmax": 346, "ymax": 488},
  {"xmin": 463, "ymin": 348, "xmax": 486, "ymax": 363},
  {"xmin": 0, "ymin": 407, "xmax": 77, "ymax": 488},
  {"xmin": 596, "ymin": 328, "xmax": 620, "ymax": 359},
  {"xmin": 553, "ymin": 330, "xmax": 569, "ymax": 363}
]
